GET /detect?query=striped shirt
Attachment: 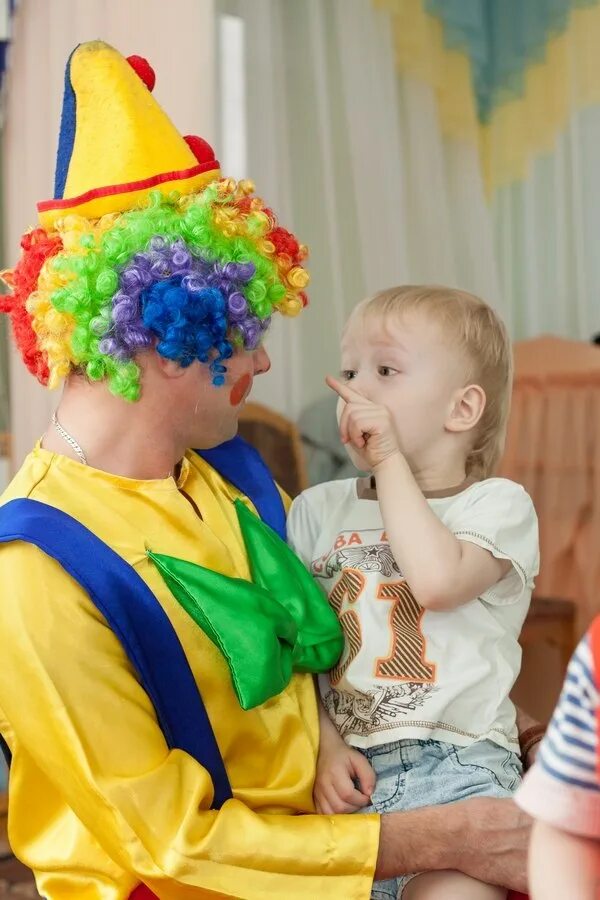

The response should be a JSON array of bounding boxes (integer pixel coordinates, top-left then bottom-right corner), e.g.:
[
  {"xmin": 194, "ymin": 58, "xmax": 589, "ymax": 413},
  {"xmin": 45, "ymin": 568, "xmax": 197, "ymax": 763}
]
[{"xmin": 517, "ymin": 624, "xmax": 600, "ymax": 838}]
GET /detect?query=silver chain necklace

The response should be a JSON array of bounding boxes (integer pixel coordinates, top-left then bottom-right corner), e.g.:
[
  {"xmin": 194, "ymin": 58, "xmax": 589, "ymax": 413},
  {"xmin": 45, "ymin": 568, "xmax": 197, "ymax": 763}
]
[{"xmin": 51, "ymin": 411, "xmax": 88, "ymax": 465}]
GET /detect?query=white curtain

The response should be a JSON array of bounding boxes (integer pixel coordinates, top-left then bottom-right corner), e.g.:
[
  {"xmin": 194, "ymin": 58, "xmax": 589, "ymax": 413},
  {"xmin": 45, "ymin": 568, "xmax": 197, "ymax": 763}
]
[
  {"xmin": 219, "ymin": 0, "xmax": 501, "ymax": 419},
  {"xmin": 2, "ymin": 0, "xmax": 217, "ymax": 471},
  {"xmin": 492, "ymin": 103, "xmax": 600, "ymax": 341}
]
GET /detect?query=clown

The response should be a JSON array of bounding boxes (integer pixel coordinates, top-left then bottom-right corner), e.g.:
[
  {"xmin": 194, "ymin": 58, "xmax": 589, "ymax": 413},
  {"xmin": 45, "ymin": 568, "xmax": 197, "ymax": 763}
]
[{"xmin": 0, "ymin": 41, "xmax": 531, "ymax": 900}]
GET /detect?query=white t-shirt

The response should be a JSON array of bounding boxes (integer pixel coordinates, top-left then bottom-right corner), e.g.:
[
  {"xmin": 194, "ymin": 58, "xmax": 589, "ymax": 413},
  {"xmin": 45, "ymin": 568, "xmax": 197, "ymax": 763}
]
[{"xmin": 288, "ymin": 477, "xmax": 539, "ymax": 752}]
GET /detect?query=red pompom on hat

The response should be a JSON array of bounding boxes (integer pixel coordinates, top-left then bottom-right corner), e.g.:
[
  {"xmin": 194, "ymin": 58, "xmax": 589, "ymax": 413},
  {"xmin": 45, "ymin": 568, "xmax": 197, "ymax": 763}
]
[
  {"xmin": 184, "ymin": 135, "xmax": 216, "ymax": 165},
  {"xmin": 126, "ymin": 55, "xmax": 156, "ymax": 92}
]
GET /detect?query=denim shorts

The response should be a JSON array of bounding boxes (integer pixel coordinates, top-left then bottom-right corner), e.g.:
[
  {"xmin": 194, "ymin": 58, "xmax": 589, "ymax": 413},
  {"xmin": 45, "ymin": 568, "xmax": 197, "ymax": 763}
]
[{"xmin": 359, "ymin": 738, "xmax": 523, "ymax": 899}]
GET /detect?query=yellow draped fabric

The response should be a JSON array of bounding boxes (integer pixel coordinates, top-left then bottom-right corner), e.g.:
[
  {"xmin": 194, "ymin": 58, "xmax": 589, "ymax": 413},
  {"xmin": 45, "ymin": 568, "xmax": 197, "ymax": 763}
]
[
  {"xmin": 0, "ymin": 448, "xmax": 379, "ymax": 899},
  {"xmin": 374, "ymin": 0, "xmax": 600, "ymax": 192},
  {"xmin": 374, "ymin": 0, "xmax": 478, "ymax": 143}
]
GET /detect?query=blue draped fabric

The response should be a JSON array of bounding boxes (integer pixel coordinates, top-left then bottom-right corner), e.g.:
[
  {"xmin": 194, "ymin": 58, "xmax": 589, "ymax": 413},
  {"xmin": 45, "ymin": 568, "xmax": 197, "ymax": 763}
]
[{"xmin": 426, "ymin": 0, "xmax": 599, "ymax": 121}]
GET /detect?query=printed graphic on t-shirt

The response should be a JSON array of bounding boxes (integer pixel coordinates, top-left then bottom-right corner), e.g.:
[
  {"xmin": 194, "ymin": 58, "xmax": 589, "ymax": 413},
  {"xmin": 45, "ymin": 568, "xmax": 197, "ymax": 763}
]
[
  {"xmin": 311, "ymin": 528, "xmax": 399, "ymax": 578},
  {"xmin": 335, "ymin": 541, "xmax": 400, "ymax": 577},
  {"xmin": 323, "ymin": 682, "xmax": 437, "ymax": 738},
  {"xmin": 313, "ymin": 528, "xmax": 437, "ymax": 737}
]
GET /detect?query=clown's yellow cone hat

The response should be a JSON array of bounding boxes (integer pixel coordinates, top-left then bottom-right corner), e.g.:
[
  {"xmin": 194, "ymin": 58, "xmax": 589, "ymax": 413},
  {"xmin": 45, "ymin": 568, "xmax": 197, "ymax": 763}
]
[{"xmin": 38, "ymin": 41, "xmax": 220, "ymax": 229}]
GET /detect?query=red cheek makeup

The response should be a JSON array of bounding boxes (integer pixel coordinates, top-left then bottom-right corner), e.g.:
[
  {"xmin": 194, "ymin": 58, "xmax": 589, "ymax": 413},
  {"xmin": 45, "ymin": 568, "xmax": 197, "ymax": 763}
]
[{"xmin": 229, "ymin": 373, "xmax": 252, "ymax": 407}]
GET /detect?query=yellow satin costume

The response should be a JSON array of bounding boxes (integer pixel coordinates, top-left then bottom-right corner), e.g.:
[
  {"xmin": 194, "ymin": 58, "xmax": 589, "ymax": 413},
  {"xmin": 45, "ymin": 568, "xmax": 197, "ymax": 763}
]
[{"xmin": 0, "ymin": 446, "xmax": 379, "ymax": 899}]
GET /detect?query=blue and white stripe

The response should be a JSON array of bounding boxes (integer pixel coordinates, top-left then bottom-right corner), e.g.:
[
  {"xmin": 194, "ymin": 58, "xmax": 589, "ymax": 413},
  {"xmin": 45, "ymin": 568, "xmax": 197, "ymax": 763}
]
[{"xmin": 538, "ymin": 635, "xmax": 599, "ymax": 791}]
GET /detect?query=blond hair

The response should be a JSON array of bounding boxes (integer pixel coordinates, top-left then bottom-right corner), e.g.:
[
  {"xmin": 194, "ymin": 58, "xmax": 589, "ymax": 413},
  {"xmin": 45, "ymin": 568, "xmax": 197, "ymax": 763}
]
[{"xmin": 353, "ymin": 285, "xmax": 513, "ymax": 479}]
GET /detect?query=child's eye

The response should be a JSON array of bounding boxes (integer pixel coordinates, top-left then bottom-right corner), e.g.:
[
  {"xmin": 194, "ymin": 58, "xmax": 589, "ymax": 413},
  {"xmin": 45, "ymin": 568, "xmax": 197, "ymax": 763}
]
[
  {"xmin": 378, "ymin": 366, "xmax": 399, "ymax": 377},
  {"xmin": 341, "ymin": 370, "xmax": 357, "ymax": 381}
]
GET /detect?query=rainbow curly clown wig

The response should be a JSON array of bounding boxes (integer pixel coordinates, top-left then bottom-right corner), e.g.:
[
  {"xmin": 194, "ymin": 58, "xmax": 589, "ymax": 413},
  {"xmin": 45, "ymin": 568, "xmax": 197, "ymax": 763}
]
[{"xmin": 0, "ymin": 43, "xmax": 308, "ymax": 402}]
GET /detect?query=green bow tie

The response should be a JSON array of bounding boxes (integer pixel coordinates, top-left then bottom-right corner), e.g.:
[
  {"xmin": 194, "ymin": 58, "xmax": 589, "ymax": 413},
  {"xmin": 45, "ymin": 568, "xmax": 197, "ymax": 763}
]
[{"xmin": 148, "ymin": 499, "xmax": 343, "ymax": 710}]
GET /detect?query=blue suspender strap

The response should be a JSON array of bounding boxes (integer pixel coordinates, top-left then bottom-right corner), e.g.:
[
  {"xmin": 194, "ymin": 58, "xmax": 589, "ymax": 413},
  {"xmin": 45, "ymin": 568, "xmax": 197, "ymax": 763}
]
[
  {"xmin": 0, "ymin": 498, "xmax": 232, "ymax": 808},
  {"xmin": 196, "ymin": 435, "xmax": 287, "ymax": 541}
]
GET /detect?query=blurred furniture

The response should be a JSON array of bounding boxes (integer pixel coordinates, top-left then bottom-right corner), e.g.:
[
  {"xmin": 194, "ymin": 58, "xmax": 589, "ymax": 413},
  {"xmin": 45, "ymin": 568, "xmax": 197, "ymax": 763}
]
[
  {"xmin": 238, "ymin": 403, "xmax": 309, "ymax": 499},
  {"xmin": 499, "ymin": 336, "xmax": 600, "ymax": 634},
  {"xmin": 520, "ymin": 597, "xmax": 576, "ymax": 672},
  {"xmin": 0, "ymin": 790, "xmax": 40, "ymax": 898}
]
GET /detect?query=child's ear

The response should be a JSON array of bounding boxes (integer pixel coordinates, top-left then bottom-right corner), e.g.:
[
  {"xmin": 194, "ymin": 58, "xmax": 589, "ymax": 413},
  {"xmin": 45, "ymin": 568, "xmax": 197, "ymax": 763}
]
[{"xmin": 446, "ymin": 384, "xmax": 486, "ymax": 433}]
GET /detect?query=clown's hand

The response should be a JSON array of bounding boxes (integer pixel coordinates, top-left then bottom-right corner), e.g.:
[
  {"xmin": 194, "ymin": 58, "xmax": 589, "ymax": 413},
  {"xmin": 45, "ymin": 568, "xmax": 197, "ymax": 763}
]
[{"xmin": 326, "ymin": 375, "xmax": 401, "ymax": 470}]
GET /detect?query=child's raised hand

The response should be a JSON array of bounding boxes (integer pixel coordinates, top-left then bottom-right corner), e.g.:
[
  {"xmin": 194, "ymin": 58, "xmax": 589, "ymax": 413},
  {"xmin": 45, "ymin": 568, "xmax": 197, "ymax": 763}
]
[
  {"xmin": 326, "ymin": 375, "xmax": 401, "ymax": 470},
  {"xmin": 314, "ymin": 739, "xmax": 376, "ymax": 815}
]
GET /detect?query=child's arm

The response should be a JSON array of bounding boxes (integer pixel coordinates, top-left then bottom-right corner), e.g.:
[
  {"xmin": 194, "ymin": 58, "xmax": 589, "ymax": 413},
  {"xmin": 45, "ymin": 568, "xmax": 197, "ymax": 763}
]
[
  {"xmin": 313, "ymin": 697, "xmax": 376, "ymax": 814},
  {"xmin": 287, "ymin": 494, "xmax": 377, "ymax": 814},
  {"xmin": 529, "ymin": 819, "xmax": 600, "ymax": 899},
  {"xmin": 328, "ymin": 377, "xmax": 511, "ymax": 611},
  {"xmin": 374, "ymin": 451, "xmax": 511, "ymax": 610}
]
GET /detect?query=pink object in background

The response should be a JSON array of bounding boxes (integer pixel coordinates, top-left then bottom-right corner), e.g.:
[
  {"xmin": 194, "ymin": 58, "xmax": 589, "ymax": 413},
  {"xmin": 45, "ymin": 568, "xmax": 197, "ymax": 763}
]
[{"xmin": 499, "ymin": 335, "xmax": 600, "ymax": 635}]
